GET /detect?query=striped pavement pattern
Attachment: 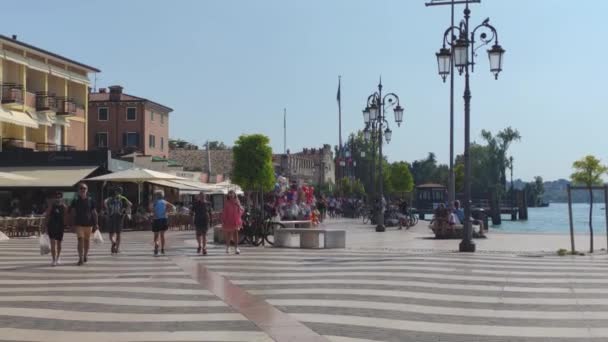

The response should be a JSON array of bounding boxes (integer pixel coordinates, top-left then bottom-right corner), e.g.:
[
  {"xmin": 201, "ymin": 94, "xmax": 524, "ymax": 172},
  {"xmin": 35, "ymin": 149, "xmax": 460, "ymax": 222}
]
[
  {"xmin": 0, "ymin": 236, "xmax": 273, "ymax": 342},
  {"xmin": 197, "ymin": 248, "xmax": 608, "ymax": 342}
]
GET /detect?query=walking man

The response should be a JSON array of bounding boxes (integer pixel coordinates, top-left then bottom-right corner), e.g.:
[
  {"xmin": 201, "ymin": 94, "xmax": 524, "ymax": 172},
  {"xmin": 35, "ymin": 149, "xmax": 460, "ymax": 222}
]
[
  {"xmin": 149, "ymin": 190, "xmax": 175, "ymax": 256},
  {"xmin": 69, "ymin": 183, "xmax": 98, "ymax": 266},
  {"xmin": 104, "ymin": 186, "xmax": 132, "ymax": 254},
  {"xmin": 191, "ymin": 192, "xmax": 212, "ymax": 255}
]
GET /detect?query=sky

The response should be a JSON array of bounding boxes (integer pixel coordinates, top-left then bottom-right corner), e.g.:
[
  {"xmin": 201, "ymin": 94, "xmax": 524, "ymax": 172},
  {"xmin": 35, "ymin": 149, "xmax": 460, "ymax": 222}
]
[{"xmin": 4, "ymin": 0, "xmax": 607, "ymax": 181}]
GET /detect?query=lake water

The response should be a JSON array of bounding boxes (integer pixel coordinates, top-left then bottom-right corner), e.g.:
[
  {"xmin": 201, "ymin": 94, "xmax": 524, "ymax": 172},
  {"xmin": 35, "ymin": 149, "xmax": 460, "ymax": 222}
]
[{"xmin": 495, "ymin": 203, "xmax": 608, "ymax": 234}]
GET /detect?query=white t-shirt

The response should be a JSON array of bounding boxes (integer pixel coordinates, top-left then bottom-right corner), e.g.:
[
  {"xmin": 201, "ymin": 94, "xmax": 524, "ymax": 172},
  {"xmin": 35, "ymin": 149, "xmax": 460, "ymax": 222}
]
[{"xmin": 449, "ymin": 213, "xmax": 461, "ymax": 225}]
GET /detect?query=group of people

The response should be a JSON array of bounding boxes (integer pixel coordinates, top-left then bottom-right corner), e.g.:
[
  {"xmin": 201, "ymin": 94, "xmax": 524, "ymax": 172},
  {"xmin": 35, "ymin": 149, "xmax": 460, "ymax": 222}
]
[
  {"xmin": 41, "ymin": 180, "xmax": 249, "ymax": 266},
  {"xmin": 433, "ymin": 200, "xmax": 486, "ymax": 234}
]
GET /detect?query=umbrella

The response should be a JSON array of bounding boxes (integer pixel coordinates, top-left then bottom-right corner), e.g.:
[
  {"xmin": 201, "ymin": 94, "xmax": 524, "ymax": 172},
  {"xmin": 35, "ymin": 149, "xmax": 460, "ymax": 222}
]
[{"xmin": 86, "ymin": 168, "xmax": 186, "ymax": 203}]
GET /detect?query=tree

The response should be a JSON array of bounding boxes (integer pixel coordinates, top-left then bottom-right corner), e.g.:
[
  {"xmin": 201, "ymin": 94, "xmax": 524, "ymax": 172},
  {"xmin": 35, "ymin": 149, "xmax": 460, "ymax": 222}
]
[
  {"xmin": 207, "ymin": 141, "xmax": 228, "ymax": 150},
  {"xmin": 232, "ymin": 134, "xmax": 275, "ymax": 192},
  {"xmin": 571, "ymin": 155, "xmax": 608, "ymax": 253},
  {"xmin": 533, "ymin": 176, "xmax": 544, "ymax": 205},
  {"xmin": 389, "ymin": 161, "xmax": 414, "ymax": 194}
]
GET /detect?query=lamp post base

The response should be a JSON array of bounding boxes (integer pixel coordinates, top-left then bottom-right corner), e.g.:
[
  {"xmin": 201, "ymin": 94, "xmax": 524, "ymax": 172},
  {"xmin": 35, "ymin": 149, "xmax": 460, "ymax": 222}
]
[
  {"xmin": 375, "ymin": 224, "xmax": 386, "ymax": 232},
  {"xmin": 459, "ymin": 239, "xmax": 476, "ymax": 252}
]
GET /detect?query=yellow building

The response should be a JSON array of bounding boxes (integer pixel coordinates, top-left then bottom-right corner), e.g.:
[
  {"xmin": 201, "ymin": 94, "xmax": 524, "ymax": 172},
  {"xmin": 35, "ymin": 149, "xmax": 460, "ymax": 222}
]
[{"xmin": 0, "ymin": 34, "xmax": 99, "ymax": 152}]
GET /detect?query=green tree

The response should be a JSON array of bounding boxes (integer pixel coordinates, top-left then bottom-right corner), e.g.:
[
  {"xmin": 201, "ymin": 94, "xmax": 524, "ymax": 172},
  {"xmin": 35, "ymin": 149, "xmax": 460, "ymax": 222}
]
[
  {"xmin": 455, "ymin": 163, "xmax": 465, "ymax": 193},
  {"xmin": 571, "ymin": 155, "xmax": 608, "ymax": 253},
  {"xmin": 232, "ymin": 134, "xmax": 275, "ymax": 192},
  {"xmin": 207, "ymin": 141, "xmax": 228, "ymax": 150},
  {"xmin": 533, "ymin": 176, "xmax": 544, "ymax": 205},
  {"xmin": 389, "ymin": 161, "xmax": 414, "ymax": 194}
]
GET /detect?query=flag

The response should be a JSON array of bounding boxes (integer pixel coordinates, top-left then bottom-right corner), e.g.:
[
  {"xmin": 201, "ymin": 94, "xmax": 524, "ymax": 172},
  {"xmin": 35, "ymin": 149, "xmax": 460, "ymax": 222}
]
[{"xmin": 336, "ymin": 77, "xmax": 341, "ymax": 103}]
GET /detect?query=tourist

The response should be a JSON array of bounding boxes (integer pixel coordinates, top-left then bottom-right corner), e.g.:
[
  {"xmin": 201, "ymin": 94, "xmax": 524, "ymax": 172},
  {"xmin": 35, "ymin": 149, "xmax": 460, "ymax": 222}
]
[
  {"xmin": 453, "ymin": 200, "xmax": 485, "ymax": 235},
  {"xmin": 104, "ymin": 186, "xmax": 132, "ymax": 254},
  {"xmin": 44, "ymin": 191, "xmax": 67, "ymax": 266},
  {"xmin": 149, "ymin": 190, "xmax": 175, "ymax": 256},
  {"xmin": 191, "ymin": 192, "xmax": 212, "ymax": 255},
  {"xmin": 69, "ymin": 183, "xmax": 99, "ymax": 266},
  {"xmin": 221, "ymin": 190, "xmax": 244, "ymax": 255},
  {"xmin": 317, "ymin": 195, "xmax": 327, "ymax": 222}
]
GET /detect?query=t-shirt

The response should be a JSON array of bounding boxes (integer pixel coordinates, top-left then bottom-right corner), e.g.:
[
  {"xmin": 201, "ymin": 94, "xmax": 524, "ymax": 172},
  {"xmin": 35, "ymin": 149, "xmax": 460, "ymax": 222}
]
[
  {"xmin": 454, "ymin": 208, "xmax": 465, "ymax": 222},
  {"xmin": 192, "ymin": 200, "xmax": 210, "ymax": 226},
  {"xmin": 70, "ymin": 197, "xmax": 96, "ymax": 226},
  {"xmin": 106, "ymin": 196, "xmax": 128, "ymax": 216}
]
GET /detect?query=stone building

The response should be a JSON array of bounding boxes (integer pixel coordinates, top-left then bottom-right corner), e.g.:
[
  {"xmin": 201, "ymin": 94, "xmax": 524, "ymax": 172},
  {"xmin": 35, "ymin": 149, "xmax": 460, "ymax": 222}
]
[{"xmin": 274, "ymin": 144, "xmax": 334, "ymax": 186}]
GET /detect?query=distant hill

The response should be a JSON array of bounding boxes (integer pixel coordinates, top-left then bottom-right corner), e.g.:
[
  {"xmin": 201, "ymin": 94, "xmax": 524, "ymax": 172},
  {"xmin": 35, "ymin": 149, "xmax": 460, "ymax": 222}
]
[{"xmin": 511, "ymin": 178, "xmax": 606, "ymax": 203}]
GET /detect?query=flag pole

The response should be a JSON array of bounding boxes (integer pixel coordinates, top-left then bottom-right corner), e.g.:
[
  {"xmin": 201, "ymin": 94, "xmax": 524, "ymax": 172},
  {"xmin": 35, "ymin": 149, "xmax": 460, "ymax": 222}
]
[
  {"xmin": 283, "ymin": 108, "xmax": 287, "ymax": 154},
  {"xmin": 338, "ymin": 76, "xmax": 343, "ymax": 154}
]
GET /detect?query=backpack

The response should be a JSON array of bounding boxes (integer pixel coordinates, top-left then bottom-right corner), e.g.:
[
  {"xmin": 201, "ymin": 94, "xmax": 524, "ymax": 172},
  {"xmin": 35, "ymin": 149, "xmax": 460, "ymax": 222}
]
[{"xmin": 107, "ymin": 196, "xmax": 126, "ymax": 216}]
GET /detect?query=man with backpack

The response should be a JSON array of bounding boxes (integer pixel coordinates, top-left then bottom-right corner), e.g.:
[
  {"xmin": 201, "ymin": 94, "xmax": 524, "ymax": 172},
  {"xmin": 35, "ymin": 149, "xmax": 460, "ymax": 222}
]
[
  {"xmin": 104, "ymin": 186, "xmax": 132, "ymax": 254},
  {"xmin": 69, "ymin": 183, "xmax": 99, "ymax": 266}
]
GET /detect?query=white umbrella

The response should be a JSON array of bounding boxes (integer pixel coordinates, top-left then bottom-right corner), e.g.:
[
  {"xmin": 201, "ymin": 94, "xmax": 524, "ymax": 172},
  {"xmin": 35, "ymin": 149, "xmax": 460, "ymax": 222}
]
[{"xmin": 86, "ymin": 168, "xmax": 186, "ymax": 203}]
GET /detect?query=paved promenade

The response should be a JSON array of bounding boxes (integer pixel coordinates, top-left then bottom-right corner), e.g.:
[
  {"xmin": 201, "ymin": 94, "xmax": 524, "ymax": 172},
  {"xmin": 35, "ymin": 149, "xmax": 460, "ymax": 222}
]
[{"xmin": 2, "ymin": 219, "xmax": 608, "ymax": 341}]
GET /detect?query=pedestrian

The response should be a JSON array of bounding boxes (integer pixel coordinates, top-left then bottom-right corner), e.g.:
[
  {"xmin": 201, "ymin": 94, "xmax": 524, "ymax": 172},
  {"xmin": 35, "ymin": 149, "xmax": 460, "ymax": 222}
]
[
  {"xmin": 191, "ymin": 192, "xmax": 212, "ymax": 255},
  {"xmin": 103, "ymin": 186, "xmax": 132, "ymax": 254},
  {"xmin": 69, "ymin": 183, "xmax": 99, "ymax": 266},
  {"xmin": 221, "ymin": 190, "xmax": 244, "ymax": 255},
  {"xmin": 149, "ymin": 190, "xmax": 175, "ymax": 256},
  {"xmin": 44, "ymin": 191, "xmax": 67, "ymax": 266}
]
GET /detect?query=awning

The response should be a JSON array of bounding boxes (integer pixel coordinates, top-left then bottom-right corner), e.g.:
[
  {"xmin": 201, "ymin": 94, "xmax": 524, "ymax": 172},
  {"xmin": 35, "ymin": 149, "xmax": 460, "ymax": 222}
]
[
  {"xmin": 0, "ymin": 166, "xmax": 98, "ymax": 188},
  {"xmin": 55, "ymin": 116, "xmax": 70, "ymax": 127},
  {"xmin": 34, "ymin": 112, "xmax": 53, "ymax": 127},
  {"xmin": 0, "ymin": 107, "xmax": 38, "ymax": 128},
  {"xmin": 147, "ymin": 180, "xmax": 204, "ymax": 195}
]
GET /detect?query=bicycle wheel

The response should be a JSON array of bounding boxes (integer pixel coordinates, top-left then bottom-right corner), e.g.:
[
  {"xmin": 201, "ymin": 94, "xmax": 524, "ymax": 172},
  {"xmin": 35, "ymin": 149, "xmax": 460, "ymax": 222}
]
[{"xmin": 264, "ymin": 221, "xmax": 285, "ymax": 246}]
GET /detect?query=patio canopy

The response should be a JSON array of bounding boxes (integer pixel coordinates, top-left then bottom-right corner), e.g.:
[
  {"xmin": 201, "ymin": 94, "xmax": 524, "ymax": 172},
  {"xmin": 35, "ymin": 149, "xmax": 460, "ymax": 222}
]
[
  {"xmin": 85, "ymin": 168, "xmax": 185, "ymax": 183},
  {"xmin": 0, "ymin": 166, "xmax": 98, "ymax": 188}
]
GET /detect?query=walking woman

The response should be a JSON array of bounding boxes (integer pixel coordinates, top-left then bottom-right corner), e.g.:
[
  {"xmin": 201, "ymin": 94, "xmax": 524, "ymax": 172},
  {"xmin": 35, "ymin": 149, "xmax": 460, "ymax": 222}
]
[
  {"xmin": 221, "ymin": 190, "xmax": 244, "ymax": 255},
  {"xmin": 149, "ymin": 190, "xmax": 175, "ymax": 256},
  {"xmin": 192, "ymin": 192, "xmax": 212, "ymax": 255},
  {"xmin": 44, "ymin": 191, "xmax": 67, "ymax": 266}
]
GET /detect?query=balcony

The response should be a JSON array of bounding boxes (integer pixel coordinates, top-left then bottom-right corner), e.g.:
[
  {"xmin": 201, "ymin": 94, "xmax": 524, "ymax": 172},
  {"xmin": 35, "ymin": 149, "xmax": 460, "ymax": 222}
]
[
  {"xmin": 1, "ymin": 83, "xmax": 24, "ymax": 104},
  {"xmin": 55, "ymin": 97, "xmax": 77, "ymax": 116},
  {"xmin": 35, "ymin": 92, "xmax": 57, "ymax": 111},
  {"xmin": 35, "ymin": 142, "xmax": 75, "ymax": 152}
]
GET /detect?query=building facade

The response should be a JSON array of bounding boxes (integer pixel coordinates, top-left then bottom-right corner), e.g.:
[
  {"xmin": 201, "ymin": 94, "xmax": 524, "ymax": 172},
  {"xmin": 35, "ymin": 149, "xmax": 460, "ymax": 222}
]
[
  {"xmin": 274, "ymin": 144, "xmax": 335, "ymax": 186},
  {"xmin": 169, "ymin": 148, "xmax": 233, "ymax": 183},
  {"xmin": 88, "ymin": 85, "xmax": 172, "ymax": 157},
  {"xmin": 0, "ymin": 34, "xmax": 99, "ymax": 152}
]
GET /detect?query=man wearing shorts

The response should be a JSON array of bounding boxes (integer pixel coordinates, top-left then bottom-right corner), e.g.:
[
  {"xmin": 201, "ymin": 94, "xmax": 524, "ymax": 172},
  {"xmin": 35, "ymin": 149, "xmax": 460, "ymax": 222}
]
[
  {"xmin": 191, "ymin": 192, "xmax": 212, "ymax": 255},
  {"xmin": 149, "ymin": 190, "xmax": 175, "ymax": 256},
  {"xmin": 69, "ymin": 183, "xmax": 98, "ymax": 266},
  {"xmin": 104, "ymin": 186, "xmax": 132, "ymax": 254}
]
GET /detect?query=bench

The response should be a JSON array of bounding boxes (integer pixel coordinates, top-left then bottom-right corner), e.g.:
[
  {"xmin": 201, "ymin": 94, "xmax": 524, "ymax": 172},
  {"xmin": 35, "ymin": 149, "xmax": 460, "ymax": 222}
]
[
  {"xmin": 274, "ymin": 228, "xmax": 345, "ymax": 249},
  {"xmin": 429, "ymin": 219, "xmax": 486, "ymax": 239},
  {"xmin": 279, "ymin": 220, "xmax": 313, "ymax": 228}
]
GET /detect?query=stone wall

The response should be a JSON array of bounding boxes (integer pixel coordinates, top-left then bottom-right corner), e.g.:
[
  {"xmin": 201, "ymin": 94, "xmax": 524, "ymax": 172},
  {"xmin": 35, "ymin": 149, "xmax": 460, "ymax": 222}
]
[{"xmin": 169, "ymin": 148, "xmax": 234, "ymax": 177}]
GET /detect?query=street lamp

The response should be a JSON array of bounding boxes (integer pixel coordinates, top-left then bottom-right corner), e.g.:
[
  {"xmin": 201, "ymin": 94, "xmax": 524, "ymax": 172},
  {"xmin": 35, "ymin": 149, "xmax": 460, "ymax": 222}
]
[
  {"xmin": 362, "ymin": 107, "xmax": 371, "ymax": 124},
  {"xmin": 434, "ymin": 4, "xmax": 505, "ymax": 252},
  {"xmin": 363, "ymin": 78, "xmax": 405, "ymax": 232}
]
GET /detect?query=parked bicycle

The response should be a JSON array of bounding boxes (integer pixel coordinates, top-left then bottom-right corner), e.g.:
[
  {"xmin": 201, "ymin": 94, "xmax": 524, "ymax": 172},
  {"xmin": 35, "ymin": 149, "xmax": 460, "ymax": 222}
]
[{"xmin": 239, "ymin": 208, "xmax": 285, "ymax": 246}]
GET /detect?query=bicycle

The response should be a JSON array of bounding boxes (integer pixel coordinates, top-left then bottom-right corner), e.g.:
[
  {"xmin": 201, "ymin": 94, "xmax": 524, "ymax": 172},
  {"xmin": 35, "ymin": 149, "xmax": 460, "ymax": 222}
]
[{"xmin": 239, "ymin": 209, "xmax": 285, "ymax": 246}]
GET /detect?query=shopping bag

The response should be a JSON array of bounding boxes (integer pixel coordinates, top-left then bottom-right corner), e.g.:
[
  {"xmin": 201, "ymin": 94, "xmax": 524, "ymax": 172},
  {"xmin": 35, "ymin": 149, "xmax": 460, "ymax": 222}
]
[
  {"xmin": 39, "ymin": 234, "xmax": 51, "ymax": 255},
  {"xmin": 93, "ymin": 229, "xmax": 104, "ymax": 244}
]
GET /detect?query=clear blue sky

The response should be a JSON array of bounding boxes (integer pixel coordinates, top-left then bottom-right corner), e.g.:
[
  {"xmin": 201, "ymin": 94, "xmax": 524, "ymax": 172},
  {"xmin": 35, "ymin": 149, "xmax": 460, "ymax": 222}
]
[{"xmin": 5, "ymin": 0, "xmax": 607, "ymax": 181}]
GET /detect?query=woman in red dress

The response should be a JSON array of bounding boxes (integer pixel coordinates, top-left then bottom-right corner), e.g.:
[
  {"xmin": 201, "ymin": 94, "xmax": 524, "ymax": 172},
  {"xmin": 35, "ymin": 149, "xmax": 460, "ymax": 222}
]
[{"xmin": 221, "ymin": 190, "xmax": 244, "ymax": 254}]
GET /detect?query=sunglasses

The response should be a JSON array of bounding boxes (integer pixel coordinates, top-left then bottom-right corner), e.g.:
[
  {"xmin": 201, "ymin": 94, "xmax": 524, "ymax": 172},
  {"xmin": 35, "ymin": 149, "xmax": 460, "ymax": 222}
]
[{"xmin": 79, "ymin": 187, "xmax": 87, "ymax": 190}]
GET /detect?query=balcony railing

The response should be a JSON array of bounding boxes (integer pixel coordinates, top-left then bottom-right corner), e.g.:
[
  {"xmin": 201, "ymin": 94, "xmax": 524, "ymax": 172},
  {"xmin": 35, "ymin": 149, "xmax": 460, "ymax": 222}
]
[
  {"xmin": 35, "ymin": 142, "xmax": 76, "ymax": 152},
  {"xmin": 35, "ymin": 91, "xmax": 57, "ymax": 111},
  {"xmin": 55, "ymin": 97, "xmax": 77, "ymax": 116},
  {"xmin": 1, "ymin": 83, "xmax": 24, "ymax": 104}
]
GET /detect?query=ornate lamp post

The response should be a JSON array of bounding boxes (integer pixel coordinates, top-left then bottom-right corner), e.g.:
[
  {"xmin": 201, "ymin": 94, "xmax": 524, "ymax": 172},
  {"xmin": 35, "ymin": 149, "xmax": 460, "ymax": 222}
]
[
  {"xmin": 435, "ymin": 3, "xmax": 505, "ymax": 252},
  {"xmin": 362, "ymin": 79, "xmax": 404, "ymax": 232}
]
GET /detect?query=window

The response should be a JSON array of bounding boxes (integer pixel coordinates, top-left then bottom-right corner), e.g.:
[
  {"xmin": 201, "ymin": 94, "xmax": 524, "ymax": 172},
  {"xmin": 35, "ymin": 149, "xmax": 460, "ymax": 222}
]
[
  {"xmin": 126, "ymin": 107, "xmax": 137, "ymax": 121},
  {"xmin": 98, "ymin": 108, "xmax": 108, "ymax": 121},
  {"xmin": 149, "ymin": 134, "xmax": 156, "ymax": 148},
  {"xmin": 123, "ymin": 132, "xmax": 139, "ymax": 147},
  {"xmin": 96, "ymin": 132, "xmax": 108, "ymax": 148},
  {"xmin": 160, "ymin": 114, "xmax": 164, "ymax": 124},
  {"xmin": 150, "ymin": 111, "xmax": 154, "ymax": 122},
  {"xmin": 161, "ymin": 137, "xmax": 164, "ymax": 151}
]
